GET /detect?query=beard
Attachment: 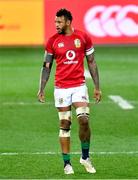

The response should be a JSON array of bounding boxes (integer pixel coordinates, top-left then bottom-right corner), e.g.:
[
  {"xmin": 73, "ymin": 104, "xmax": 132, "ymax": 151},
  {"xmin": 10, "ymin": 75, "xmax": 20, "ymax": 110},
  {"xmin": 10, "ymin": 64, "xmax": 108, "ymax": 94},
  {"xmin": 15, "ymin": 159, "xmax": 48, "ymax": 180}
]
[
  {"xmin": 57, "ymin": 26, "xmax": 66, "ymax": 34},
  {"xmin": 59, "ymin": 30, "xmax": 65, "ymax": 34},
  {"xmin": 58, "ymin": 29, "xmax": 65, "ymax": 34}
]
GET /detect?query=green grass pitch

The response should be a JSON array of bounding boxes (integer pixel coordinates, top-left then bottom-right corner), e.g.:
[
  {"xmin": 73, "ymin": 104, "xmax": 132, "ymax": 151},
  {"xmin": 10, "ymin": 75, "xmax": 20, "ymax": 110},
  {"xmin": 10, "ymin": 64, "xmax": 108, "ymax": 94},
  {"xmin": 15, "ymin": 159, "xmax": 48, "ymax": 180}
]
[{"xmin": 0, "ymin": 46, "xmax": 138, "ymax": 179}]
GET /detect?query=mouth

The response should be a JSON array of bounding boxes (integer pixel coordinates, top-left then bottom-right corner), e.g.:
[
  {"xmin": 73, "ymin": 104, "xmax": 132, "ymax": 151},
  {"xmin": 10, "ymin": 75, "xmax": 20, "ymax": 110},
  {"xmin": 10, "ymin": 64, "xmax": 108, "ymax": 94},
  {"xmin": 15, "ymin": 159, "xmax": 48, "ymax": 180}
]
[{"xmin": 56, "ymin": 28, "xmax": 61, "ymax": 32}]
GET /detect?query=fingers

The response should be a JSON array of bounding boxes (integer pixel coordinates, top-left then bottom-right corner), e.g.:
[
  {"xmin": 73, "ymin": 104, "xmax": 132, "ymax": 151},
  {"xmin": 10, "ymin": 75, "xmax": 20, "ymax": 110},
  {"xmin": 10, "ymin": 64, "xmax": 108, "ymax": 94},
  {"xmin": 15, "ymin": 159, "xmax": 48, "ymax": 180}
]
[
  {"xmin": 93, "ymin": 89, "xmax": 102, "ymax": 103},
  {"xmin": 37, "ymin": 92, "xmax": 45, "ymax": 103}
]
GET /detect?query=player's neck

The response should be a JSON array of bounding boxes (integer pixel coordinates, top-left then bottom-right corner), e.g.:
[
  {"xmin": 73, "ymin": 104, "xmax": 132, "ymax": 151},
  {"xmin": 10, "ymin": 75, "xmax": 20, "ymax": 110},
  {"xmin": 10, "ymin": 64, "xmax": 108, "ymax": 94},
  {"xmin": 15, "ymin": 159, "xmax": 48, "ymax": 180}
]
[{"xmin": 65, "ymin": 27, "xmax": 74, "ymax": 36}]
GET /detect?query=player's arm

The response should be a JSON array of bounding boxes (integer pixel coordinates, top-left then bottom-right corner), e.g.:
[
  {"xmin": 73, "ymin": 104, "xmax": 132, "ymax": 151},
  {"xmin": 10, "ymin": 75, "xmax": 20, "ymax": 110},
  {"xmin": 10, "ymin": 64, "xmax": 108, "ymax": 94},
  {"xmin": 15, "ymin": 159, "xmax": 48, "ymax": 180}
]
[
  {"xmin": 37, "ymin": 52, "xmax": 53, "ymax": 103},
  {"xmin": 86, "ymin": 53, "xmax": 101, "ymax": 103}
]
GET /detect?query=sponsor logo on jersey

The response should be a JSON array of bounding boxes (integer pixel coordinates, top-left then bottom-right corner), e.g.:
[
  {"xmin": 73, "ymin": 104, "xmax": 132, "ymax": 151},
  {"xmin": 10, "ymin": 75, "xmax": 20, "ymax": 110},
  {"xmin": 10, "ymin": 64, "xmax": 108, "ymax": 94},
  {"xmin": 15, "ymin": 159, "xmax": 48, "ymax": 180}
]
[
  {"xmin": 58, "ymin": 42, "xmax": 64, "ymax": 48},
  {"xmin": 74, "ymin": 39, "xmax": 81, "ymax": 48},
  {"xmin": 64, "ymin": 50, "xmax": 78, "ymax": 64},
  {"xmin": 66, "ymin": 50, "xmax": 76, "ymax": 60}
]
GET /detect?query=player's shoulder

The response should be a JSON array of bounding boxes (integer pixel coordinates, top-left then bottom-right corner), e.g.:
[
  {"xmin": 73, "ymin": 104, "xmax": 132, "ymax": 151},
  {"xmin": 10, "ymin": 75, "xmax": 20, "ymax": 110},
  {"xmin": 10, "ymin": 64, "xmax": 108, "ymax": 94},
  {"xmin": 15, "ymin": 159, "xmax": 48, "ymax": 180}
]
[
  {"xmin": 47, "ymin": 33, "xmax": 59, "ymax": 42},
  {"xmin": 50, "ymin": 33, "xmax": 60, "ymax": 39},
  {"xmin": 74, "ymin": 29, "xmax": 88, "ymax": 37},
  {"xmin": 74, "ymin": 29, "xmax": 91, "ymax": 43},
  {"xmin": 74, "ymin": 29, "xmax": 91, "ymax": 40}
]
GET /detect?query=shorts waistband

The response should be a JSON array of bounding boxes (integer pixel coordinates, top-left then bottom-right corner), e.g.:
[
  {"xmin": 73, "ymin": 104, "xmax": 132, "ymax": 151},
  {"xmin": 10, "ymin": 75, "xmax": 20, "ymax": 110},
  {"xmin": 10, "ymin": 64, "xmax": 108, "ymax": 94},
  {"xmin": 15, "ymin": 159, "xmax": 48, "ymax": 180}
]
[{"xmin": 55, "ymin": 83, "xmax": 86, "ymax": 89}]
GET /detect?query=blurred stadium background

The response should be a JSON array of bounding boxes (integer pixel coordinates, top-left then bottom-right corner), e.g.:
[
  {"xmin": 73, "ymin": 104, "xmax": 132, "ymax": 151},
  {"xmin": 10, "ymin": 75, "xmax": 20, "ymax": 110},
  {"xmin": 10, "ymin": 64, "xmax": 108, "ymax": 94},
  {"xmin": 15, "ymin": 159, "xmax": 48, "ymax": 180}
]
[{"xmin": 0, "ymin": 0, "xmax": 138, "ymax": 179}]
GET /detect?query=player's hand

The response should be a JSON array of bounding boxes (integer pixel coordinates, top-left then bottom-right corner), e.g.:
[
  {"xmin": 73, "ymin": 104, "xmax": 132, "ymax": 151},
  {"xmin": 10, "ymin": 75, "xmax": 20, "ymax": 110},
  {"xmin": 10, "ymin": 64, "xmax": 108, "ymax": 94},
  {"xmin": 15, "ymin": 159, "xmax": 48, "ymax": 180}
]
[
  {"xmin": 93, "ymin": 89, "xmax": 102, "ymax": 103},
  {"xmin": 37, "ymin": 90, "xmax": 45, "ymax": 103}
]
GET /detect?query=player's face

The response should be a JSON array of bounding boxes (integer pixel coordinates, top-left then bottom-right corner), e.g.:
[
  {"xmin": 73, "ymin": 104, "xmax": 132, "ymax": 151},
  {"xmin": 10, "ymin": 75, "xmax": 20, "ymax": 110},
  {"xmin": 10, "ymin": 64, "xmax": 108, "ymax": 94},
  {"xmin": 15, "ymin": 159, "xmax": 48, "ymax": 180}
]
[{"xmin": 55, "ymin": 16, "xmax": 69, "ymax": 34}]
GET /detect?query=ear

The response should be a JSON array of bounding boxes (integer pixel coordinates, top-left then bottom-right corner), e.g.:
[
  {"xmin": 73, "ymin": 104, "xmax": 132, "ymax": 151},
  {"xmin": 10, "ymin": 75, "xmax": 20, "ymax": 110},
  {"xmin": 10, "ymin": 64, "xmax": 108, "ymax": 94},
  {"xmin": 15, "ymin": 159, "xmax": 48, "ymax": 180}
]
[{"xmin": 66, "ymin": 20, "xmax": 71, "ymax": 26}]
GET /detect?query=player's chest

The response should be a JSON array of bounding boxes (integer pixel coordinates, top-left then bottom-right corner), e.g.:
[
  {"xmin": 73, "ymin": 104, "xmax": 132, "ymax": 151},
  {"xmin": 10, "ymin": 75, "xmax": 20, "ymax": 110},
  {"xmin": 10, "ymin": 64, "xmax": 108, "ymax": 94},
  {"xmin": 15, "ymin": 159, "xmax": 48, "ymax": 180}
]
[{"xmin": 53, "ymin": 37, "xmax": 85, "ymax": 55}]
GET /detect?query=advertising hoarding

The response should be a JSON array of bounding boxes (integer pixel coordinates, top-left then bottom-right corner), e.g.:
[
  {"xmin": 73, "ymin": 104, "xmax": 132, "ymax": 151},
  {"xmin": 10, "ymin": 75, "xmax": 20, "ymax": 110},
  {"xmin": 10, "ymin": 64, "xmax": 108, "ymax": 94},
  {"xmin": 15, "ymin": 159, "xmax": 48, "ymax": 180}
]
[
  {"xmin": 0, "ymin": 0, "xmax": 44, "ymax": 45},
  {"xmin": 44, "ymin": 0, "xmax": 138, "ymax": 45}
]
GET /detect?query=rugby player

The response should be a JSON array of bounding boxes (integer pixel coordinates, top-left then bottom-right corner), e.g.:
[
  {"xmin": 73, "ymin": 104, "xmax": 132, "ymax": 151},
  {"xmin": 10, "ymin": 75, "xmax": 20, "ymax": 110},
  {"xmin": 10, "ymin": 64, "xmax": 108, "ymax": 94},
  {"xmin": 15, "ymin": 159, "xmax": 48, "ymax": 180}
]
[{"xmin": 37, "ymin": 8, "xmax": 101, "ymax": 174}]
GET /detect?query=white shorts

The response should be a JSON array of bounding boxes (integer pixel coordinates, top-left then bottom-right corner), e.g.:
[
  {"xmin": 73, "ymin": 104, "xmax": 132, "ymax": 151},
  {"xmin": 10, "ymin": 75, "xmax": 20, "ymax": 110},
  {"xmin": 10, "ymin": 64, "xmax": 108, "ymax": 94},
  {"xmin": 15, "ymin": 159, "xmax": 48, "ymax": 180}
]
[{"xmin": 54, "ymin": 85, "xmax": 89, "ymax": 107}]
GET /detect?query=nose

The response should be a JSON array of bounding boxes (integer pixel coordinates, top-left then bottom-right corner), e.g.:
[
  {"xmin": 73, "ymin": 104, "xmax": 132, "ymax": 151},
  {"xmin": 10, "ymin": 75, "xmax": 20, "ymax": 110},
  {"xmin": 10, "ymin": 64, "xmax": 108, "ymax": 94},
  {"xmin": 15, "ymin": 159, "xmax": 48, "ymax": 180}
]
[
  {"xmin": 55, "ymin": 22, "xmax": 58, "ymax": 27},
  {"xmin": 56, "ymin": 25, "xmax": 60, "ymax": 30}
]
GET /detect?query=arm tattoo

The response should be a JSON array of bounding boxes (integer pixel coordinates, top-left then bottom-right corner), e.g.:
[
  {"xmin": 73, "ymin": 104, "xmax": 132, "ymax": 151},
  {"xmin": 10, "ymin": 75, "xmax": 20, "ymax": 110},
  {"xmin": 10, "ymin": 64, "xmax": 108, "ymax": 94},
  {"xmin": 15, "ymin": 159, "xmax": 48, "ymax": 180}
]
[
  {"xmin": 39, "ymin": 66, "xmax": 50, "ymax": 92},
  {"xmin": 86, "ymin": 53, "xmax": 100, "ymax": 90},
  {"xmin": 39, "ymin": 53, "xmax": 53, "ymax": 92},
  {"xmin": 44, "ymin": 51, "xmax": 53, "ymax": 63}
]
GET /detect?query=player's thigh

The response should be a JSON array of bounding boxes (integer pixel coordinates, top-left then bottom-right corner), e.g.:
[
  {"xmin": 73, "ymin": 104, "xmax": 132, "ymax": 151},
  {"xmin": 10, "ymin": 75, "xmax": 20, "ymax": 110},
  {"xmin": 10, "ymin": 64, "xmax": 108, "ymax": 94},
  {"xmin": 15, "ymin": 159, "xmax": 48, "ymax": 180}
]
[
  {"xmin": 73, "ymin": 102, "xmax": 89, "ymax": 109},
  {"xmin": 72, "ymin": 85, "xmax": 89, "ymax": 107},
  {"xmin": 54, "ymin": 88, "xmax": 72, "ymax": 107},
  {"xmin": 57, "ymin": 106, "xmax": 71, "ymax": 112}
]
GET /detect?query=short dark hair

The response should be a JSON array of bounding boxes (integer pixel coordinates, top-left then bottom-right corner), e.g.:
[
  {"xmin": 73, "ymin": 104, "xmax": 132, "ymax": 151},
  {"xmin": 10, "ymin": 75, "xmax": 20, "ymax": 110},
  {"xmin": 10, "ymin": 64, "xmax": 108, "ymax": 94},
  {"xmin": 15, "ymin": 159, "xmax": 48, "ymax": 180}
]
[{"xmin": 56, "ymin": 8, "xmax": 73, "ymax": 22}]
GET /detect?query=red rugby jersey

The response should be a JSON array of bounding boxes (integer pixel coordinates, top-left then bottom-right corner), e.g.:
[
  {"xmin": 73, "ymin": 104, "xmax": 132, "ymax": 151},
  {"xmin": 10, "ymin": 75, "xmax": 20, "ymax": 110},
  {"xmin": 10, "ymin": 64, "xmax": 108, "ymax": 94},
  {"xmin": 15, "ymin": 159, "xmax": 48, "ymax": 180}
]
[{"xmin": 45, "ymin": 29, "xmax": 94, "ymax": 88}]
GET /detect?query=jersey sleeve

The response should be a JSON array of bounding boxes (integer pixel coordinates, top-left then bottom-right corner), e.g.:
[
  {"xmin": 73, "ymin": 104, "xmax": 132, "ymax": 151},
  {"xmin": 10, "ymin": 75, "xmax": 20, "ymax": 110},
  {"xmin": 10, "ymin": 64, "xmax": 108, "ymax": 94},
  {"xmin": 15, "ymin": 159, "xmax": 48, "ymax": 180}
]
[
  {"xmin": 45, "ymin": 37, "xmax": 54, "ymax": 55},
  {"xmin": 84, "ymin": 33, "xmax": 94, "ymax": 56}
]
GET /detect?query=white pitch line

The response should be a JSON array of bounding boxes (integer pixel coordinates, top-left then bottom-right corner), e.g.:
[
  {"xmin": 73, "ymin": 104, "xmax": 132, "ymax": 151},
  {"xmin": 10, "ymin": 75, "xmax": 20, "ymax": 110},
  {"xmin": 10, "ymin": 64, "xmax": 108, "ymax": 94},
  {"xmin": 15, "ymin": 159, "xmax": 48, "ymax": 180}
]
[
  {"xmin": 0, "ymin": 100, "xmax": 138, "ymax": 106},
  {"xmin": 109, "ymin": 95, "xmax": 134, "ymax": 110},
  {"xmin": 1, "ymin": 102, "xmax": 54, "ymax": 106},
  {"xmin": 0, "ymin": 151, "xmax": 138, "ymax": 156}
]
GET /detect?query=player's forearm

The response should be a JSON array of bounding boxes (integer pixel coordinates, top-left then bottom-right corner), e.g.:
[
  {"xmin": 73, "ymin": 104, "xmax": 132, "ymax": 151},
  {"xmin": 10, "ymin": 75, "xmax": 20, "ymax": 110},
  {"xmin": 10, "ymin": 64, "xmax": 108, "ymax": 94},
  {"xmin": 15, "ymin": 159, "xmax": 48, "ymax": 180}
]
[
  {"xmin": 88, "ymin": 62, "xmax": 100, "ymax": 90},
  {"xmin": 87, "ymin": 54, "xmax": 100, "ymax": 90},
  {"xmin": 39, "ymin": 52, "xmax": 53, "ymax": 92},
  {"xmin": 39, "ymin": 67, "xmax": 50, "ymax": 92}
]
